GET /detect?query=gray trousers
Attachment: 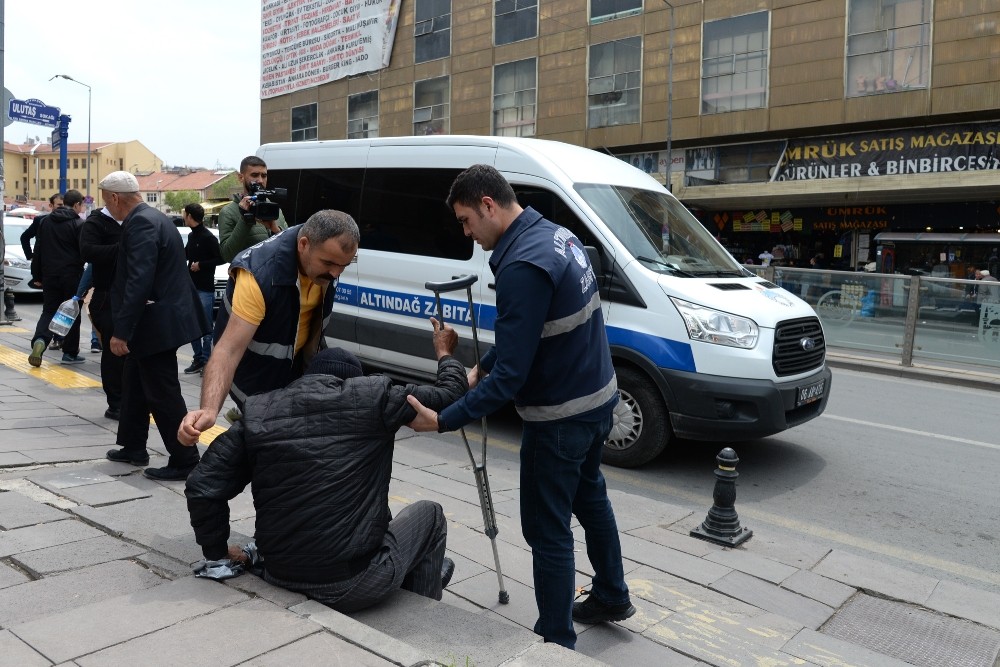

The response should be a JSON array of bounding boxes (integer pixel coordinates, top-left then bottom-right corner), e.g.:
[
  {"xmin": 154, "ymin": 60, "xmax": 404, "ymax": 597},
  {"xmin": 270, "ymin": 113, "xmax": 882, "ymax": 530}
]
[{"xmin": 265, "ymin": 500, "xmax": 448, "ymax": 613}]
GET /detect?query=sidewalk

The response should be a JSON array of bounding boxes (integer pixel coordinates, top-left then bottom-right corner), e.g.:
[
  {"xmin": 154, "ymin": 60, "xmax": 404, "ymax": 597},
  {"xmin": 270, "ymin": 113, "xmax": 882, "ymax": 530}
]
[{"xmin": 0, "ymin": 324, "xmax": 999, "ymax": 666}]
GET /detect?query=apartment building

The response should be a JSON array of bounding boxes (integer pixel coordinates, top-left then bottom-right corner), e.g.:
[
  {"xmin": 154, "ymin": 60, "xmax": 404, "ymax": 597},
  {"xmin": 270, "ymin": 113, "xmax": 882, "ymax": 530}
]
[{"xmin": 259, "ymin": 0, "xmax": 1000, "ymax": 272}]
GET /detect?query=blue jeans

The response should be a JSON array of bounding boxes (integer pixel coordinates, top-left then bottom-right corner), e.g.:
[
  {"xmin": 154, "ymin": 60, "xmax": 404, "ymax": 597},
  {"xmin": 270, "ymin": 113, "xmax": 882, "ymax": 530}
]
[
  {"xmin": 520, "ymin": 413, "xmax": 629, "ymax": 649},
  {"xmin": 190, "ymin": 290, "xmax": 215, "ymax": 363}
]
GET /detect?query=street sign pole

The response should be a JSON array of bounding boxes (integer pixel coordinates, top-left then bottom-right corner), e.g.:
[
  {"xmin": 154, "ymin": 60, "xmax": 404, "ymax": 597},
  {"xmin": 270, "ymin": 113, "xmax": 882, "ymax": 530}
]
[{"xmin": 55, "ymin": 116, "xmax": 70, "ymax": 194}]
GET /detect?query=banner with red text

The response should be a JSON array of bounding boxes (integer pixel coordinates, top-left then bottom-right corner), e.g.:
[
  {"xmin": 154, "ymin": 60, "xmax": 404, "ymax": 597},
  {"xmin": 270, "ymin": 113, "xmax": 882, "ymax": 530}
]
[{"xmin": 261, "ymin": 0, "xmax": 401, "ymax": 99}]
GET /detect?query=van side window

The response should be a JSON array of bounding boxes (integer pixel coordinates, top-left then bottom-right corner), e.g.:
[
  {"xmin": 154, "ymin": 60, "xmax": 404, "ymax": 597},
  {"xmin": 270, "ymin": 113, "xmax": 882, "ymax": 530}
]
[
  {"xmin": 269, "ymin": 168, "xmax": 365, "ymax": 225},
  {"xmin": 513, "ymin": 186, "xmax": 604, "ymax": 257},
  {"xmin": 361, "ymin": 168, "xmax": 473, "ymax": 260}
]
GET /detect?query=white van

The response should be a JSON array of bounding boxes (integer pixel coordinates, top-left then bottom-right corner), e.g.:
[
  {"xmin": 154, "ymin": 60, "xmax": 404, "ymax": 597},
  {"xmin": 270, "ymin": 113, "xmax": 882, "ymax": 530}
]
[{"xmin": 257, "ymin": 136, "xmax": 831, "ymax": 467}]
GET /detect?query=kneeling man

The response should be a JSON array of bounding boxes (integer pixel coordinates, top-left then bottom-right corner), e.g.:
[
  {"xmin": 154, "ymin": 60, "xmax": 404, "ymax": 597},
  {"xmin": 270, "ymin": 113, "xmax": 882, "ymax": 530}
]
[{"xmin": 185, "ymin": 318, "xmax": 467, "ymax": 611}]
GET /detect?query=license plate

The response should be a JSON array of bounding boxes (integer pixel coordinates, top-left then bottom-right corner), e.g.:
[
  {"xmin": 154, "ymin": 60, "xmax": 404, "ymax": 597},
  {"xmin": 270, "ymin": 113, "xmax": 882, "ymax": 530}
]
[
  {"xmin": 796, "ymin": 378, "xmax": 825, "ymax": 407},
  {"xmin": 214, "ymin": 288, "xmax": 225, "ymax": 301}
]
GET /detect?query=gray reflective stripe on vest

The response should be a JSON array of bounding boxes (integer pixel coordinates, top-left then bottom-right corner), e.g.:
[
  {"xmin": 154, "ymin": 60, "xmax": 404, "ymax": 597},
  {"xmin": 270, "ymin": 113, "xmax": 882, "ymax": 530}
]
[
  {"xmin": 541, "ymin": 292, "xmax": 602, "ymax": 338},
  {"xmin": 231, "ymin": 383, "xmax": 248, "ymax": 405},
  {"xmin": 516, "ymin": 375, "xmax": 619, "ymax": 422},
  {"xmin": 247, "ymin": 339, "xmax": 295, "ymax": 360}
]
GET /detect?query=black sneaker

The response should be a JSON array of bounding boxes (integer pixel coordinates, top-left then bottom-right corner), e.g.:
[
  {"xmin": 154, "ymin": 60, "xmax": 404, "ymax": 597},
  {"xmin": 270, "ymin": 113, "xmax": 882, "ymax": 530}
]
[
  {"xmin": 50, "ymin": 338, "xmax": 63, "ymax": 351},
  {"xmin": 106, "ymin": 448, "xmax": 149, "ymax": 466},
  {"xmin": 104, "ymin": 407, "xmax": 120, "ymax": 420},
  {"xmin": 572, "ymin": 590, "xmax": 636, "ymax": 624},
  {"xmin": 143, "ymin": 464, "xmax": 198, "ymax": 481},
  {"xmin": 441, "ymin": 557, "xmax": 455, "ymax": 589},
  {"xmin": 183, "ymin": 360, "xmax": 206, "ymax": 374}
]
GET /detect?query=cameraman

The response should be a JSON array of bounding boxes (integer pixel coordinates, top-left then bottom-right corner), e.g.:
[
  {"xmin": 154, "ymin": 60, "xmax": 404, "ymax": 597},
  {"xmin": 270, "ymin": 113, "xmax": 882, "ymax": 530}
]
[{"xmin": 219, "ymin": 156, "xmax": 287, "ymax": 262}]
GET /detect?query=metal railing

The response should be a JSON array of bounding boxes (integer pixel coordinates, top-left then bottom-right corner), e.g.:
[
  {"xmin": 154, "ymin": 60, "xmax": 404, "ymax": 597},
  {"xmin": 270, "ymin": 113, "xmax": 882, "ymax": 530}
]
[{"xmin": 752, "ymin": 266, "xmax": 1000, "ymax": 370}]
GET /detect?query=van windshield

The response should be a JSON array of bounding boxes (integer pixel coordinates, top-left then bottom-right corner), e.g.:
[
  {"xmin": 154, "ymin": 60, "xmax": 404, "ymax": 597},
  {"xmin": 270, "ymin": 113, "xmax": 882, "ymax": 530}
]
[{"xmin": 575, "ymin": 183, "xmax": 746, "ymax": 277}]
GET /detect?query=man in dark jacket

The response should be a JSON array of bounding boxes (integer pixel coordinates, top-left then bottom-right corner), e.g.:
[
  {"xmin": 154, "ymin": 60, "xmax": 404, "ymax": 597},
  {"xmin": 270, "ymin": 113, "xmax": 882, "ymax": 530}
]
[
  {"xmin": 185, "ymin": 319, "xmax": 467, "ymax": 612},
  {"xmin": 182, "ymin": 203, "xmax": 223, "ymax": 374},
  {"xmin": 80, "ymin": 205, "xmax": 125, "ymax": 419},
  {"xmin": 99, "ymin": 171, "xmax": 210, "ymax": 481},
  {"xmin": 27, "ymin": 190, "xmax": 86, "ymax": 367}
]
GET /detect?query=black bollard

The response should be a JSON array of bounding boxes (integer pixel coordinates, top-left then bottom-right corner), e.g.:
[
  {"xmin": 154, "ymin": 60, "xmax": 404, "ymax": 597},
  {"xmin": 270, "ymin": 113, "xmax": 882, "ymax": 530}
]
[{"xmin": 690, "ymin": 447, "xmax": 752, "ymax": 546}]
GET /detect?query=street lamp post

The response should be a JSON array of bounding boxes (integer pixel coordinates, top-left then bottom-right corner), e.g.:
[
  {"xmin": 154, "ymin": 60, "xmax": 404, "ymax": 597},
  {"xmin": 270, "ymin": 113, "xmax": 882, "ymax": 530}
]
[
  {"xmin": 662, "ymin": 0, "xmax": 674, "ymax": 191},
  {"xmin": 50, "ymin": 75, "xmax": 91, "ymax": 202}
]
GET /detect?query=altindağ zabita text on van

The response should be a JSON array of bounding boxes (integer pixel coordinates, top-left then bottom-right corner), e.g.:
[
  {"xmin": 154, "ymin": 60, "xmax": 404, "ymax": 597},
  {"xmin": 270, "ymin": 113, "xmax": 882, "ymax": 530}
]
[{"xmin": 254, "ymin": 136, "xmax": 831, "ymax": 468}]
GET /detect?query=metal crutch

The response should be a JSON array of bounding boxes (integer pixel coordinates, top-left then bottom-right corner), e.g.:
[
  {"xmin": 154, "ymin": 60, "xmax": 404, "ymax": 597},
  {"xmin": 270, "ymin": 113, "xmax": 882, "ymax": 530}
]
[{"xmin": 425, "ymin": 274, "xmax": 510, "ymax": 605}]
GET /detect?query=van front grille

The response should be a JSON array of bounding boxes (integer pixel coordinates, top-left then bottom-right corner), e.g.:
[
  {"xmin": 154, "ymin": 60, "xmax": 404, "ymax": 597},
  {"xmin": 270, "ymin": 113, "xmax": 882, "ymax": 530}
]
[{"xmin": 773, "ymin": 317, "xmax": 825, "ymax": 376}]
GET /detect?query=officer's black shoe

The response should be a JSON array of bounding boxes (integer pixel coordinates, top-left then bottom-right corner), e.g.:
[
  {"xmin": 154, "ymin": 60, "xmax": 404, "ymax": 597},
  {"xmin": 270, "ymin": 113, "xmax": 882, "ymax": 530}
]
[
  {"xmin": 572, "ymin": 590, "xmax": 636, "ymax": 624},
  {"xmin": 441, "ymin": 557, "xmax": 455, "ymax": 589}
]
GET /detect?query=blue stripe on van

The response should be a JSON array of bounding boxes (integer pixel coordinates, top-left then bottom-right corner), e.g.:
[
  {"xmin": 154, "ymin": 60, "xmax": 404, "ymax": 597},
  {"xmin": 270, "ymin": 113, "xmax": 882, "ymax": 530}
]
[{"xmin": 338, "ymin": 283, "xmax": 696, "ymax": 372}]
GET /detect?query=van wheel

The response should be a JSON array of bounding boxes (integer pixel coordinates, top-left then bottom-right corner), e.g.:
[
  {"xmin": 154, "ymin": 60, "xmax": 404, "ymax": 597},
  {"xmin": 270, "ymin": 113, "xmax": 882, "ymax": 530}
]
[{"xmin": 603, "ymin": 367, "xmax": 669, "ymax": 468}]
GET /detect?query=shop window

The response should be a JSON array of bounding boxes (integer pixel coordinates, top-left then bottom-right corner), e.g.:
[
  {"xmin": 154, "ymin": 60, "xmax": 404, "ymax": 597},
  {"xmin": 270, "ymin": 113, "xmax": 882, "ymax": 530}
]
[
  {"xmin": 291, "ymin": 103, "xmax": 318, "ymax": 142},
  {"xmin": 414, "ymin": 76, "xmax": 450, "ymax": 136},
  {"xmin": 588, "ymin": 37, "xmax": 641, "ymax": 128},
  {"xmin": 493, "ymin": 59, "xmax": 536, "ymax": 137},
  {"xmin": 701, "ymin": 11, "xmax": 769, "ymax": 114},
  {"xmin": 348, "ymin": 91, "xmax": 380, "ymax": 139},
  {"xmin": 415, "ymin": 0, "xmax": 451, "ymax": 63},
  {"xmin": 495, "ymin": 0, "xmax": 537, "ymax": 45},
  {"xmin": 591, "ymin": 0, "xmax": 642, "ymax": 23},
  {"xmin": 847, "ymin": 0, "xmax": 930, "ymax": 97}
]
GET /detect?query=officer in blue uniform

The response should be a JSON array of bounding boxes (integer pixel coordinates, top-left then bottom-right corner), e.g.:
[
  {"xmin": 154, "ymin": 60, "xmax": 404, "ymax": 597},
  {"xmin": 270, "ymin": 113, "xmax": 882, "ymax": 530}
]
[{"xmin": 407, "ymin": 164, "xmax": 634, "ymax": 649}]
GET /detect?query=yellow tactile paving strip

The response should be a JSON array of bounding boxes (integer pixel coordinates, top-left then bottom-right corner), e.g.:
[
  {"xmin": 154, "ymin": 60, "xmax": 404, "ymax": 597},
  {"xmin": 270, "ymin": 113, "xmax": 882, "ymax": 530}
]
[
  {"xmin": 0, "ymin": 344, "xmax": 102, "ymax": 388},
  {"xmin": 199, "ymin": 424, "xmax": 227, "ymax": 446}
]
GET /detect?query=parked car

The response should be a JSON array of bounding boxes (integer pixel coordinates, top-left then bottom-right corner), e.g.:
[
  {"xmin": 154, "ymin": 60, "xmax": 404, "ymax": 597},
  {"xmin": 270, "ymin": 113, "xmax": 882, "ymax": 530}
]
[{"xmin": 2, "ymin": 218, "xmax": 40, "ymax": 295}]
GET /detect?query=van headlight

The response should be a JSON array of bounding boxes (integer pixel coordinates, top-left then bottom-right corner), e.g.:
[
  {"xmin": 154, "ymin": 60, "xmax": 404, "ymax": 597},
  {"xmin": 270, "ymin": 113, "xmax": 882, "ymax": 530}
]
[
  {"xmin": 3, "ymin": 256, "xmax": 30, "ymax": 269},
  {"xmin": 670, "ymin": 297, "xmax": 758, "ymax": 348}
]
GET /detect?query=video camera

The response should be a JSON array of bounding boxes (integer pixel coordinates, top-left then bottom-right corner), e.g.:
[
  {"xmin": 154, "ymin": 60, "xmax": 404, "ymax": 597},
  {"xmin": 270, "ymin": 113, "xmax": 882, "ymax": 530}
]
[{"xmin": 238, "ymin": 182, "xmax": 287, "ymax": 224}]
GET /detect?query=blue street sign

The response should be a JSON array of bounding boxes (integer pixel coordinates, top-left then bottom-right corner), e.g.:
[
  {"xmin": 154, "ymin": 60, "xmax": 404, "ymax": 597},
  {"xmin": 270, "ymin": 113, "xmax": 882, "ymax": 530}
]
[{"xmin": 7, "ymin": 98, "xmax": 60, "ymax": 127}]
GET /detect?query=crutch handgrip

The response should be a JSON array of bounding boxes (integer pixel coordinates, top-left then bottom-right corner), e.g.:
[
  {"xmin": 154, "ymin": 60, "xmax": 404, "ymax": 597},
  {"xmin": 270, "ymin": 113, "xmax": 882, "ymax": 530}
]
[{"xmin": 425, "ymin": 274, "xmax": 478, "ymax": 293}]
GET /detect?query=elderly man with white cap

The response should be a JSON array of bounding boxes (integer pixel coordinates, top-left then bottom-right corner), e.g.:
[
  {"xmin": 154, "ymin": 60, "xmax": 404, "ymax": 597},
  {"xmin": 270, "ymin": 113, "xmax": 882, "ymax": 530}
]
[{"xmin": 99, "ymin": 171, "xmax": 210, "ymax": 481}]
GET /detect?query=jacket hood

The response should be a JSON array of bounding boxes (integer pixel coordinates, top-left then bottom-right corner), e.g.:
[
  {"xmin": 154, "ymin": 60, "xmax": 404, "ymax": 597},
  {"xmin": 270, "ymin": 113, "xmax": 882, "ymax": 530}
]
[{"xmin": 47, "ymin": 206, "xmax": 82, "ymax": 224}]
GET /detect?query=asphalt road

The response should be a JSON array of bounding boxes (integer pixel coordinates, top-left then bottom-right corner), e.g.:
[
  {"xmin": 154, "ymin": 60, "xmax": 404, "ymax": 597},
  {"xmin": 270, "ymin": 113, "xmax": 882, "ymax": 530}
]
[{"xmin": 451, "ymin": 366, "xmax": 1000, "ymax": 597}]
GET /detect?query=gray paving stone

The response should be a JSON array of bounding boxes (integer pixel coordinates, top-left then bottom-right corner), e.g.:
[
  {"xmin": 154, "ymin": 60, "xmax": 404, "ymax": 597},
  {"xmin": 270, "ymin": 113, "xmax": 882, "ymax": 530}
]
[
  {"xmin": 0, "ymin": 560, "xmax": 164, "ymax": 627},
  {"xmin": 75, "ymin": 598, "xmax": 316, "ymax": 667},
  {"xmin": 449, "ymin": 570, "xmax": 538, "ymax": 632},
  {"xmin": 224, "ymin": 573, "xmax": 309, "ymax": 609},
  {"xmin": 618, "ymin": 533, "xmax": 732, "ymax": 586},
  {"xmin": 626, "ymin": 524, "xmax": 724, "ymax": 557},
  {"xmin": 349, "ymin": 588, "xmax": 540, "ymax": 667},
  {"xmin": 703, "ymin": 547, "xmax": 799, "ymax": 584},
  {"xmin": 626, "ymin": 565, "xmax": 764, "ymax": 620},
  {"xmin": 55, "ymin": 480, "xmax": 151, "ymax": 506},
  {"xmin": 9, "ymin": 576, "xmax": 248, "ymax": 663},
  {"xmin": 135, "ymin": 551, "xmax": 195, "ymax": 580},
  {"xmin": 742, "ymin": 530, "xmax": 832, "ymax": 570},
  {"xmin": 0, "ymin": 489, "xmax": 69, "ymax": 528},
  {"xmin": 505, "ymin": 639, "xmax": 611, "ymax": 666},
  {"xmin": 710, "ymin": 570, "xmax": 834, "ymax": 629},
  {"xmin": 0, "ymin": 561, "xmax": 30, "ymax": 589},
  {"xmin": 0, "ymin": 416, "xmax": 89, "ymax": 431},
  {"xmin": 2, "ymin": 407, "xmax": 73, "ymax": 419},
  {"xmin": 781, "ymin": 627, "xmax": 913, "ymax": 667},
  {"xmin": 812, "ymin": 550, "xmax": 938, "ymax": 605},
  {"xmin": 388, "ymin": 478, "xmax": 492, "ymax": 531},
  {"xmin": 924, "ymin": 579, "xmax": 1000, "ymax": 631},
  {"xmin": 10, "ymin": 535, "xmax": 146, "ymax": 575},
  {"xmin": 443, "ymin": 548, "xmax": 490, "ymax": 586},
  {"xmin": 0, "ymin": 518, "xmax": 103, "ymax": 557},
  {"xmin": 576, "ymin": 623, "xmax": 696, "ymax": 667},
  {"xmin": 446, "ymin": 521, "xmax": 534, "ymax": 588},
  {"xmin": 292, "ymin": 599, "xmax": 428, "ymax": 667},
  {"xmin": 394, "ymin": 466, "xmax": 512, "ymax": 508},
  {"xmin": 236, "ymin": 630, "xmax": 396, "ymax": 666},
  {"xmin": 642, "ymin": 613, "xmax": 815, "ymax": 667},
  {"xmin": 605, "ymin": 490, "xmax": 696, "ymax": 532},
  {"xmin": 781, "ymin": 570, "xmax": 856, "ymax": 609},
  {"xmin": 27, "ymin": 468, "xmax": 115, "ymax": 490},
  {"xmin": 0, "ymin": 629, "xmax": 51, "ymax": 667},
  {"xmin": 0, "ymin": 451, "xmax": 33, "ymax": 467},
  {"xmin": 27, "ymin": 445, "xmax": 110, "ymax": 465}
]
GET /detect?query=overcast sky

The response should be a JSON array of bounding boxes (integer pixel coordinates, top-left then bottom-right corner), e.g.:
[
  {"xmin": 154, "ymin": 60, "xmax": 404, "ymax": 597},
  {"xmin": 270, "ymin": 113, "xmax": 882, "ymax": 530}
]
[{"xmin": 3, "ymin": 0, "xmax": 262, "ymax": 170}]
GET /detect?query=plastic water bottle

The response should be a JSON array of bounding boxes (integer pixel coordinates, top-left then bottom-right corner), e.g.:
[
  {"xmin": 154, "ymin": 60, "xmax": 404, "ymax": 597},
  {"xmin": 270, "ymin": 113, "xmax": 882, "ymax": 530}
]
[{"xmin": 49, "ymin": 296, "xmax": 82, "ymax": 336}]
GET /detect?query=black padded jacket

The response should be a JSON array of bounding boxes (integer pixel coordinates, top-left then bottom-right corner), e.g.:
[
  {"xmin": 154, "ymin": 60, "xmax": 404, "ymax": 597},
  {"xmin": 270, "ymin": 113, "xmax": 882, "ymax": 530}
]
[{"xmin": 185, "ymin": 355, "xmax": 467, "ymax": 583}]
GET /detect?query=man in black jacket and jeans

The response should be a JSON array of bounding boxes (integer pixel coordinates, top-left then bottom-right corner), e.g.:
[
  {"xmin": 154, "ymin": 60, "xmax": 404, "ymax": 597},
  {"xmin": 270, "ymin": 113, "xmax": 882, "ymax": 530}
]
[
  {"xmin": 27, "ymin": 190, "xmax": 86, "ymax": 366},
  {"xmin": 80, "ymin": 205, "xmax": 125, "ymax": 419},
  {"xmin": 182, "ymin": 203, "xmax": 223, "ymax": 374},
  {"xmin": 184, "ymin": 319, "xmax": 467, "ymax": 612}
]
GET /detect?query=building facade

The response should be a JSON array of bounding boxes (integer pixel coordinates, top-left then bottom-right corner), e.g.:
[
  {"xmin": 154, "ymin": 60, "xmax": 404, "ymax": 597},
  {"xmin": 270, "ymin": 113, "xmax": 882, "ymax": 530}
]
[{"xmin": 259, "ymin": 0, "xmax": 1000, "ymax": 275}]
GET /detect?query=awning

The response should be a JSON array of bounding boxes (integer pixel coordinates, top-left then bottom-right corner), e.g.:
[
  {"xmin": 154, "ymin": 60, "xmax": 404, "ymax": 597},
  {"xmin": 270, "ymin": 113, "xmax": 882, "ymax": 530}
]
[{"xmin": 874, "ymin": 232, "xmax": 1000, "ymax": 244}]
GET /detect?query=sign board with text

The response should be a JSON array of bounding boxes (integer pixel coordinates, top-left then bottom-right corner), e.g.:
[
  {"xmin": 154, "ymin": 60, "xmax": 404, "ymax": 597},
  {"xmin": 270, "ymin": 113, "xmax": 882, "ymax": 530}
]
[
  {"xmin": 260, "ymin": 0, "xmax": 401, "ymax": 99},
  {"xmin": 7, "ymin": 98, "xmax": 60, "ymax": 127}
]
